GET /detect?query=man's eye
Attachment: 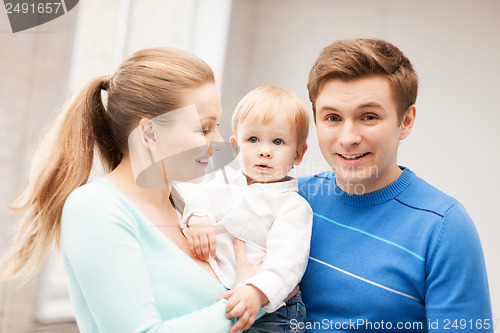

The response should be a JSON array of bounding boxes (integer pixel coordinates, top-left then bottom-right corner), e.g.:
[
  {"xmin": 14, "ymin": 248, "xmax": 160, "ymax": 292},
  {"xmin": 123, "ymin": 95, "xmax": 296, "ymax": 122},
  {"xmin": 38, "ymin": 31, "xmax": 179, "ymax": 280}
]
[
  {"xmin": 273, "ymin": 139, "xmax": 284, "ymax": 145},
  {"xmin": 362, "ymin": 114, "xmax": 377, "ymax": 121},
  {"xmin": 249, "ymin": 136, "xmax": 258, "ymax": 143},
  {"xmin": 326, "ymin": 115, "xmax": 341, "ymax": 122}
]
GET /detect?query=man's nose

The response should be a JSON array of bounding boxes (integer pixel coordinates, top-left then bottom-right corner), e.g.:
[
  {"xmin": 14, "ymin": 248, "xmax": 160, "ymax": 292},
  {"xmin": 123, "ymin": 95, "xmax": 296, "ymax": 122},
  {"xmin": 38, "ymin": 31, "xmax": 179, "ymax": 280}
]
[{"xmin": 339, "ymin": 121, "xmax": 361, "ymax": 147}]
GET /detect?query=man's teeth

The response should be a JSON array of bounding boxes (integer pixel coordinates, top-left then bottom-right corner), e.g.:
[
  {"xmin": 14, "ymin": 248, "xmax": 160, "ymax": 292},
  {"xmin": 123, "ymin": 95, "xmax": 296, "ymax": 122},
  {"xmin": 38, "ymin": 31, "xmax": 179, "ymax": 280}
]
[
  {"xmin": 197, "ymin": 158, "xmax": 209, "ymax": 163},
  {"xmin": 341, "ymin": 153, "xmax": 367, "ymax": 160}
]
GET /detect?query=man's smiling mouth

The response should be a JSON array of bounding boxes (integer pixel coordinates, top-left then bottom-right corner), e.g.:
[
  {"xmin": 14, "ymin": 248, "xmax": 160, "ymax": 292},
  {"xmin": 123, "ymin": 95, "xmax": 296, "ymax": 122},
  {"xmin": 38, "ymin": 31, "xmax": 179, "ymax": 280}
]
[{"xmin": 338, "ymin": 153, "xmax": 368, "ymax": 160}]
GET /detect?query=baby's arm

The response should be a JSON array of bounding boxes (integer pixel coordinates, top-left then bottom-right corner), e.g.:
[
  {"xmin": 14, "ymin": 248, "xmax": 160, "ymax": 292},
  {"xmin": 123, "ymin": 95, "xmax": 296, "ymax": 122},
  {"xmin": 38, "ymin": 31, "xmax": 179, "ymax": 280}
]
[
  {"xmin": 185, "ymin": 214, "xmax": 217, "ymax": 260},
  {"xmin": 220, "ymin": 284, "xmax": 267, "ymax": 333},
  {"xmin": 245, "ymin": 196, "xmax": 313, "ymax": 312}
]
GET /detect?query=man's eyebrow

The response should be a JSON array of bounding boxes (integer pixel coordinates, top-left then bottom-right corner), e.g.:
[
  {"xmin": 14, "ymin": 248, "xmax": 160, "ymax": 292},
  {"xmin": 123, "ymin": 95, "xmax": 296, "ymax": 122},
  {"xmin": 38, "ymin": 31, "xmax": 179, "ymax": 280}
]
[
  {"xmin": 360, "ymin": 102, "xmax": 383, "ymax": 109},
  {"xmin": 317, "ymin": 106, "xmax": 338, "ymax": 113}
]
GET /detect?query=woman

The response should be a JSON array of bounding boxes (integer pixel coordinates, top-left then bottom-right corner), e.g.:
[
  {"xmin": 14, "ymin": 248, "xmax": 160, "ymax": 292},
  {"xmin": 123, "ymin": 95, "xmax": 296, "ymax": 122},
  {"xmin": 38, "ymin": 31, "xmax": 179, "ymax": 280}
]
[{"xmin": 2, "ymin": 48, "xmax": 257, "ymax": 332}]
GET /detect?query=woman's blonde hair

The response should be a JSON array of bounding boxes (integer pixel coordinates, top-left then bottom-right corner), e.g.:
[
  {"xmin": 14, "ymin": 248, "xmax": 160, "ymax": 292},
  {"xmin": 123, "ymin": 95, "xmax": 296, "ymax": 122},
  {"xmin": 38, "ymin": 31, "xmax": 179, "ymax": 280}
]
[
  {"xmin": 232, "ymin": 86, "xmax": 309, "ymax": 145},
  {"xmin": 2, "ymin": 47, "xmax": 214, "ymax": 279}
]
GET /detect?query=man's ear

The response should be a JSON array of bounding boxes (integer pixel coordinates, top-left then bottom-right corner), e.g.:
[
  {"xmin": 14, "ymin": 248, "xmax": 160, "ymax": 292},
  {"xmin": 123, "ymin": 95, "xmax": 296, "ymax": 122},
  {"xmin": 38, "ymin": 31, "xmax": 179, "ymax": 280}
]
[
  {"xmin": 230, "ymin": 136, "xmax": 239, "ymax": 155},
  {"xmin": 294, "ymin": 142, "xmax": 308, "ymax": 165},
  {"xmin": 139, "ymin": 118, "xmax": 158, "ymax": 150},
  {"xmin": 400, "ymin": 105, "xmax": 416, "ymax": 141}
]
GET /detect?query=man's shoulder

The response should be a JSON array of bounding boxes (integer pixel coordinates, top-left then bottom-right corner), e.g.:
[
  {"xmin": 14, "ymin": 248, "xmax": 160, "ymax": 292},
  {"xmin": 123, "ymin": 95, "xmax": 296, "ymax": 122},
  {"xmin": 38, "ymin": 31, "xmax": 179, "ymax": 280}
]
[
  {"xmin": 398, "ymin": 170, "xmax": 461, "ymax": 218},
  {"xmin": 298, "ymin": 170, "xmax": 334, "ymax": 185}
]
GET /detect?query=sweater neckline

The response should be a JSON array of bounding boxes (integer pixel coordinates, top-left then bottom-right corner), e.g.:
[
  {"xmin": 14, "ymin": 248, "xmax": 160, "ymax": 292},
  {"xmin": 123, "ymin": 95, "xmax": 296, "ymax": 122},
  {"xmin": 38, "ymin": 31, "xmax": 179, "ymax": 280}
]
[
  {"xmin": 333, "ymin": 167, "xmax": 415, "ymax": 207},
  {"xmin": 87, "ymin": 177, "xmax": 226, "ymax": 290}
]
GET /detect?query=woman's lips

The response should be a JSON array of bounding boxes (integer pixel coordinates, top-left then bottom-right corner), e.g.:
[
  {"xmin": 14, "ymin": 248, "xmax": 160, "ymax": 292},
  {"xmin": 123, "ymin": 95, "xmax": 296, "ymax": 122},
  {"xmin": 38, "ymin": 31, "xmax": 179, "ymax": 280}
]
[{"xmin": 195, "ymin": 156, "xmax": 210, "ymax": 168}]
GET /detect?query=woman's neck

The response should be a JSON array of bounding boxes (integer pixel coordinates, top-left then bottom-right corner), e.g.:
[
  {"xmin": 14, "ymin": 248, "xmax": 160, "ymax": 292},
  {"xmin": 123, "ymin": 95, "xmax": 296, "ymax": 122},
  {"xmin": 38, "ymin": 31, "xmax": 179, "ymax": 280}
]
[{"xmin": 106, "ymin": 155, "xmax": 173, "ymax": 210}]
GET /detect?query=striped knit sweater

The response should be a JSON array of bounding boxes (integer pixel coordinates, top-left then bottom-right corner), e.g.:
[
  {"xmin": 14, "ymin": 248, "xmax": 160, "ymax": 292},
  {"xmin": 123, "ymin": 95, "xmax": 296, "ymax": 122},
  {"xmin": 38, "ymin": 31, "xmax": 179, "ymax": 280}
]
[{"xmin": 298, "ymin": 167, "xmax": 492, "ymax": 332}]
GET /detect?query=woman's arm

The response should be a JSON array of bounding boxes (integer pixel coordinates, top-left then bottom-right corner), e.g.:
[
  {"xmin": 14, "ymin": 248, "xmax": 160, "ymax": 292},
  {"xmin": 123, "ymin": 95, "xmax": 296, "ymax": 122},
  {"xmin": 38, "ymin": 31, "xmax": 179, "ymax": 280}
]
[{"xmin": 61, "ymin": 186, "xmax": 234, "ymax": 333}]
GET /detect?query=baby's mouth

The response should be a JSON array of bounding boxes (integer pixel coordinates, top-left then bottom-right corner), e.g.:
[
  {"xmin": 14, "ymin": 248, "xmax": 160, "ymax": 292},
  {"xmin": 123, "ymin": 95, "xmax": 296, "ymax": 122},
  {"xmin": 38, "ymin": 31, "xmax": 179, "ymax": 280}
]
[{"xmin": 256, "ymin": 164, "xmax": 272, "ymax": 169}]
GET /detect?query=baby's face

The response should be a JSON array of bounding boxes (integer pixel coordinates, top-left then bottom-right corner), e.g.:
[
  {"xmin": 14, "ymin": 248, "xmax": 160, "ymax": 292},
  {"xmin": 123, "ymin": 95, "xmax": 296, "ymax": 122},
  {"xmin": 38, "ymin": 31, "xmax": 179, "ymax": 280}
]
[{"xmin": 234, "ymin": 112, "xmax": 300, "ymax": 184}]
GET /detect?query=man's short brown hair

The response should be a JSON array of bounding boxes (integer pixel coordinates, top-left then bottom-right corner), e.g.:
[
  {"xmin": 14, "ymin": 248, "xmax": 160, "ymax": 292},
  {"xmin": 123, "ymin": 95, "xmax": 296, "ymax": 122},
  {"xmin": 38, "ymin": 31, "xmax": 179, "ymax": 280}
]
[{"xmin": 307, "ymin": 38, "xmax": 418, "ymax": 122}]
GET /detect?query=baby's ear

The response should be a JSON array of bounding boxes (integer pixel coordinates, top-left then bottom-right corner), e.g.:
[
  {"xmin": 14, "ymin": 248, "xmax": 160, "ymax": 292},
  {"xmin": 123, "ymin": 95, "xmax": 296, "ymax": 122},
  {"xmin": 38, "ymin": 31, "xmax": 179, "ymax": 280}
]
[
  {"xmin": 230, "ymin": 136, "xmax": 239, "ymax": 155},
  {"xmin": 294, "ymin": 142, "xmax": 308, "ymax": 165},
  {"xmin": 139, "ymin": 118, "xmax": 158, "ymax": 150}
]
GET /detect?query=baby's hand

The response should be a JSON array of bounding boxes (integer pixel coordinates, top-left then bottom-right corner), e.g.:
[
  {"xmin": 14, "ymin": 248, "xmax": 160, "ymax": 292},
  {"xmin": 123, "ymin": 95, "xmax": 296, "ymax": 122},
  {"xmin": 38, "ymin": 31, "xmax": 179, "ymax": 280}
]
[
  {"xmin": 218, "ymin": 284, "xmax": 268, "ymax": 333},
  {"xmin": 185, "ymin": 215, "xmax": 216, "ymax": 260}
]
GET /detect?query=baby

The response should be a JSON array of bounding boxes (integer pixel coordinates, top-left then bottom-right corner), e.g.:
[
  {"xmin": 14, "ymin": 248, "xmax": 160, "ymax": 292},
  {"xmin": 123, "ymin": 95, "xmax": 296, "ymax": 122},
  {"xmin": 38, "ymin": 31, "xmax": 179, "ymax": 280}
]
[{"xmin": 179, "ymin": 86, "xmax": 312, "ymax": 332}]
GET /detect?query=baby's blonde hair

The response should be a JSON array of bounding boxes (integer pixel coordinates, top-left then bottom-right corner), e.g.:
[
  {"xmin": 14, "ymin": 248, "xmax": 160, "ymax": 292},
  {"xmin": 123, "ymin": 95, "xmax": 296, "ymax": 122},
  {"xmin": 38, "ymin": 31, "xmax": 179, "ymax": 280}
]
[{"xmin": 232, "ymin": 86, "xmax": 309, "ymax": 145}]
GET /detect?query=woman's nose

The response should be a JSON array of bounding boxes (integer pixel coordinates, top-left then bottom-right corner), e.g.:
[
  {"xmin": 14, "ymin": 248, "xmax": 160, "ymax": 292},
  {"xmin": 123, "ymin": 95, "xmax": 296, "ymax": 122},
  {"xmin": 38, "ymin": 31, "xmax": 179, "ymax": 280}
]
[{"xmin": 207, "ymin": 128, "xmax": 224, "ymax": 154}]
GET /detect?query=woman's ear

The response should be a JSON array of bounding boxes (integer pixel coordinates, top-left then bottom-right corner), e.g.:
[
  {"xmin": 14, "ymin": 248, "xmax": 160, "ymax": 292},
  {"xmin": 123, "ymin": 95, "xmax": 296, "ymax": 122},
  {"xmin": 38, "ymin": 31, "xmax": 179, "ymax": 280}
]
[
  {"xmin": 139, "ymin": 118, "xmax": 158, "ymax": 150},
  {"xmin": 230, "ymin": 136, "xmax": 239, "ymax": 155},
  {"xmin": 294, "ymin": 143, "xmax": 308, "ymax": 165},
  {"xmin": 400, "ymin": 105, "xmax": 416, "ymax": 141}
]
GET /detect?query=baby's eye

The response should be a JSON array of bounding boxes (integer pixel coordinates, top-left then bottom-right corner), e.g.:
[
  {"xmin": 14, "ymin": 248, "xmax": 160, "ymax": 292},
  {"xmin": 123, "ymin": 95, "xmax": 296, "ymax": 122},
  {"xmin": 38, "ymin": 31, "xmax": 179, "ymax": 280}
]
[
  {"xmin": 249, "ymin": 136, "xmax": 259, "ymax": 143},
  {"xmin": 273, "ymin": 138, "xmax": 284, "ymax": 146}
]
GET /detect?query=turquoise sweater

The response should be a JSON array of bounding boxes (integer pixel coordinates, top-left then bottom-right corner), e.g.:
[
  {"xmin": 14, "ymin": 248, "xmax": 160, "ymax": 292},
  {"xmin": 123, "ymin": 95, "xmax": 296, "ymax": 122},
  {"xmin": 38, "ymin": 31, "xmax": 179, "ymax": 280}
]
[
  {"xmin": 61, "ymin": 178, "xmax": 233, "ymax": 333},
  {"xmin": 298, "ymin": 168, "xmax": 492, "ymax": 332}
]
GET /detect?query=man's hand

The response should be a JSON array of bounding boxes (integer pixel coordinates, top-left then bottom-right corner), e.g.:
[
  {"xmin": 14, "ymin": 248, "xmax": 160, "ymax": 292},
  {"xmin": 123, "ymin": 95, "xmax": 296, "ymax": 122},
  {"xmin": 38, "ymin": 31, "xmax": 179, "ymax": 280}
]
[
  {"xmin": 218, "ymin": 284, "xmax": 268, "ymax": 333},
  {"xmin": 233, "ymin": 239, "xmax": 262, "ymax": 284},
  {"xmin": 185, "ymin": 215, "xmax": 216, "ymax": 260}
]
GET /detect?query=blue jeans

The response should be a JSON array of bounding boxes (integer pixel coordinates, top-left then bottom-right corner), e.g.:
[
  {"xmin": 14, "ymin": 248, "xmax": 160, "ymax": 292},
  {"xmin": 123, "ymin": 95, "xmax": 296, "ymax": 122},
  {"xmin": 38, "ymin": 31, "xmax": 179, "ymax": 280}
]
[{"xmin": 244, "ymin": 291, "xmax": 306, "ymax": 333}]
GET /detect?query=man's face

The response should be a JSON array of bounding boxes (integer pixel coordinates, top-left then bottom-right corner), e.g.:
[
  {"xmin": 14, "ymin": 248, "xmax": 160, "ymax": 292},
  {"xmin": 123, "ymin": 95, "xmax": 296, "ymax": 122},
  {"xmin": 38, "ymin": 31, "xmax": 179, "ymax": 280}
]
[{"xmin": 314, "ymin": 76, "xmax": 414, "ymax": 194}]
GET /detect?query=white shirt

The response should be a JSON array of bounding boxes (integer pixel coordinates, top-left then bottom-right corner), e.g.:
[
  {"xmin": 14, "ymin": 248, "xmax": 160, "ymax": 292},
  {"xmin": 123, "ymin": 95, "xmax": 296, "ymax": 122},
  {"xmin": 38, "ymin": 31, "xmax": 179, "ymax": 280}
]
[{"xmin": 177, "ymin": 168, "xmax": 313, "ymax": 312}]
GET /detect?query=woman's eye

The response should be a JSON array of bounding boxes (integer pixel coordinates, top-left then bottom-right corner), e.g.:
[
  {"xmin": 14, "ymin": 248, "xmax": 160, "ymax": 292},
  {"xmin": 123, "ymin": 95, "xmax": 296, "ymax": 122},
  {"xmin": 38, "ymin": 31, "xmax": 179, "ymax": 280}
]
[
  {"xmin": 201, "ymin": 128, "xmax": 211, "ymax": 135},
  {"xmin": 273, "ymin": 138, "xmax": 284, "ymax": 145},
  {"xmin": 249, "ymin": 136, "xmax": 258, "ymax": 143}
]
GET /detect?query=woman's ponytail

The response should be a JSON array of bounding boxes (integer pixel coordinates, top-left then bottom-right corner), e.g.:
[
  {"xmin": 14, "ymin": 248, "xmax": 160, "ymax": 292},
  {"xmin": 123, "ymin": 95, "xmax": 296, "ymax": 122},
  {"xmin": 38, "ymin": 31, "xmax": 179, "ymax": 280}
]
[
  {"xmin": 1, "ymin": 47, "xmax": 216, "ymax": 280},
  {"xmin": 1, "ymin": 75, "xmax": 120, "ymax": 279}
]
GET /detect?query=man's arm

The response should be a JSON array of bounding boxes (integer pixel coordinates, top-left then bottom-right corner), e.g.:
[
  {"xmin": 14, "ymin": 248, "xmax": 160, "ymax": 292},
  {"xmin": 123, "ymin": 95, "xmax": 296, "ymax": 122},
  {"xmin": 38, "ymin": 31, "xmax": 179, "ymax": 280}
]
[{"xmin": 425, "ymin": 202, "xmax": 493, "ymax": 332}]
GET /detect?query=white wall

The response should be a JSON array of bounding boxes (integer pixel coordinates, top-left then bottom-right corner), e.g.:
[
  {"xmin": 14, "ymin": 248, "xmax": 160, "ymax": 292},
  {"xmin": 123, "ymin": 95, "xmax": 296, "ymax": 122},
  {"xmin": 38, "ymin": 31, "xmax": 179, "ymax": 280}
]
[
  {"xmin": 222, "ymin": 0, "xmax": 500, "ymax": 322},
  {"xmin": 1, "ymin": 0, "xmax": 498, "ymax": 330}
]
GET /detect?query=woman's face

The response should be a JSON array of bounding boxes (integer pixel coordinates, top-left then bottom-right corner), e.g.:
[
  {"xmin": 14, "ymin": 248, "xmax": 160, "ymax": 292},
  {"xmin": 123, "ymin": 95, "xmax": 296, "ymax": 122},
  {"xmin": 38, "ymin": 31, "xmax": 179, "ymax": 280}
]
[{"xmin": 153, "ymin": 82, "xmax": 223, "ymax": 184}]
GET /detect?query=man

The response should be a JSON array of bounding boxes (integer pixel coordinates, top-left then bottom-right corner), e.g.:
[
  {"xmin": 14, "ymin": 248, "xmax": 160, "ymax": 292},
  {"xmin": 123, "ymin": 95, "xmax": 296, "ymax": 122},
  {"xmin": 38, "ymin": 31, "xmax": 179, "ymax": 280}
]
[{"xmin": 298, "ymin": 38, "xmax": 492, "ymax": 332}]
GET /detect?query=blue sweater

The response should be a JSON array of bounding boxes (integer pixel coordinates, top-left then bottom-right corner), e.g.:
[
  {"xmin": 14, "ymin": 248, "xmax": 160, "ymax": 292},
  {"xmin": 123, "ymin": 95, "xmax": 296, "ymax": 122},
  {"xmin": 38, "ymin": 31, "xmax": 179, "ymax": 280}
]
[
  {"xmin": 61, "ymin": 178, "xmax": 233, "ymax": 332},
  {"xmin": 298, "ymin": 168, "xmax": 492, "ymax": 332}
]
